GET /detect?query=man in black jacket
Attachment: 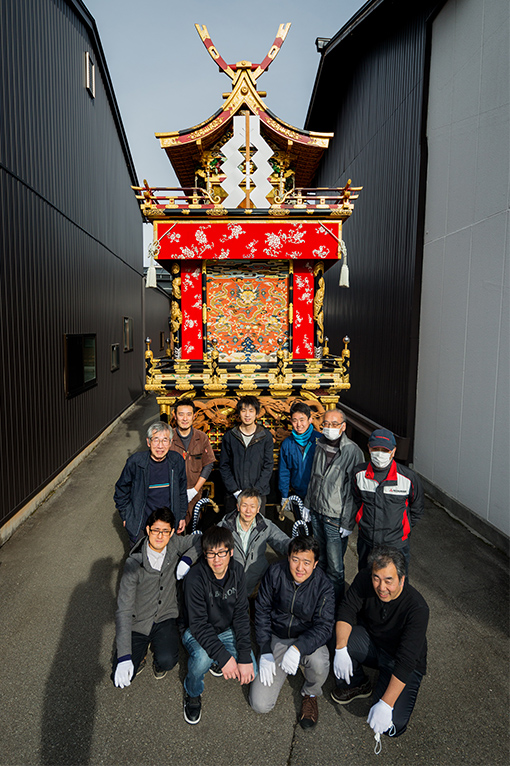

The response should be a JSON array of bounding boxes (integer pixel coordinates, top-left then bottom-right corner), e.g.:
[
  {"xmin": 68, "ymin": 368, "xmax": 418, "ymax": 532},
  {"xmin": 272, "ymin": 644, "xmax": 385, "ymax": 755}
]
[
  {"xmin": 114, "ymin": 421, "xmax": 188, "ymax": 544},
  {"xmin": 181, "ymin": 525, "xmax": 256, "ymax": 725},
  {"xmin": 249, "ymin": 536, "xmax": 335, "ymax": 730},
  {"xmin": 332, "ymin": 546, "xmax": 429, "ymax": 738},
  {"xmin": 219, "ymin": 396, "xmax": 274, "ymax": 515}
]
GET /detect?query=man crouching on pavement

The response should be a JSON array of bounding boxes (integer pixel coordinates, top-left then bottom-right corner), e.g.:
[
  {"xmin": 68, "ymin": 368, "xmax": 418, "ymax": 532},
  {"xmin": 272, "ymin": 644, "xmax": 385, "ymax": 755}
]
[
  {"xmin": 332, "ymin": 545, "xmax": 429, "ymax": 738},
  {"xmin": 249, "ymin": 536, "xmax": 335, "ymax": 729},
  {"xmin": 181, "ymin": 525, "xmax": 256, "ymax": 725},
  {"xmin": 113, "ymin": 507, "xmax": 201, "ymax": 688}
]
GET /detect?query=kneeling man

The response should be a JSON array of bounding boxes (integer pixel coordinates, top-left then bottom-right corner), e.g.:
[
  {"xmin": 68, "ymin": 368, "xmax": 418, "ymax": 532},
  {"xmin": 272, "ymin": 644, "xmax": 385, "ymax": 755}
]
[
  {"xmin": 332, "ymin": 545, "xmax": 429, "ymax": 737},
  {"xmin": 250, "ymin": 536, "xmax": 335, "ymax": 729},
  {"xmin": 218, "ymin": 487, "xmax": 290, "ymax": 595},
  {"xmin": 113, "ymin": 507, "xmax": 201, "ymax": 688},
  {"xmin": 181, "ymin": 525, "xmax": 256, "ymax": 724}
]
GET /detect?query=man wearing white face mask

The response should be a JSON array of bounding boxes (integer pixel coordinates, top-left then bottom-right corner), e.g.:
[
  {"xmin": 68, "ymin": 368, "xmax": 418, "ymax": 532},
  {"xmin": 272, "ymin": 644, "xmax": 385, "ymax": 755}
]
[
  {"xmin": 304, "ymin": 409, "xmax": 363, "ymax": 601},
  {"xmin": 352, "ymin": 429, "xmax": 424, "ymax": 574}
]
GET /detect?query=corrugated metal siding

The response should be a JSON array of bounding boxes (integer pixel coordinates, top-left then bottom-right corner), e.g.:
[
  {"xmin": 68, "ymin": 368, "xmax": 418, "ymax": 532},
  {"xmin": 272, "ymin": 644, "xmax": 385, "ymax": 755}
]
[
  {"xmin": 0, "ymin": 0, "xmax": 144, "ymax": 525},
  {"xmin": 307, "ymin": 2, "xmax": 437, "ymax": 446}
]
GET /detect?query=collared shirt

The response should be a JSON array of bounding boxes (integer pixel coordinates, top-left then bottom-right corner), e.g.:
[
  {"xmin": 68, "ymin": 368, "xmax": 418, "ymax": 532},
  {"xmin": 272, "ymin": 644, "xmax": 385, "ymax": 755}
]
[
  {"xmin": 236, "ymin": 515, "xmax": 255, "ymax": 552},
  {"xmin": 146, "ymin": 541, "xmax": 167, "ymax": 571}
]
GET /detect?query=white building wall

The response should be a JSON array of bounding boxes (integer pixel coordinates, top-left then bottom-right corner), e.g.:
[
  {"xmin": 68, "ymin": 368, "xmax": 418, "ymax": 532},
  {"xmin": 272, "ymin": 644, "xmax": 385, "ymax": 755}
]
[{"xmin": 415, "ymin": 0, "xmax": 509, "ymax": 536}]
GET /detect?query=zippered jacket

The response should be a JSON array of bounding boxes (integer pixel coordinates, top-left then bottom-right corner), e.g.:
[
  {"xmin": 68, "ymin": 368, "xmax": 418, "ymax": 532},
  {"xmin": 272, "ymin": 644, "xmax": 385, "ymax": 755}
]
[
  {"xmin": 114, "ymin": 450, "xmax": 188, "ymax": 541},
  {"xmin": 352, "ymin": 460, "xmax": 424, "ymax": 549},
  {"xmin": 115, "ymin": 533, "xmax": 201, "ymax": 658},
  {"xmin": 218, "ymin": 511, "xmax": 290, "ymax": 594},
  {"xmin": 254, "ymin": 559, "xmax": 335, "ymax": 657},
  {"xmin": 219, "ymin": 425, "xmax": 274, "ymax": 496},
  {"xmin": 304, "ymin": 433, "xmax": 364, "ymax": 527},
  {"xmin": 182, "ymin": 556, "xmax": 252, "ymax": 668},
  {"xmin": 169, "ymin": 428, "xmax": 215, "ymax": 525},
  {"xmin": 278, "ymin": 430, "xmax": 321, "ymax": 499}
]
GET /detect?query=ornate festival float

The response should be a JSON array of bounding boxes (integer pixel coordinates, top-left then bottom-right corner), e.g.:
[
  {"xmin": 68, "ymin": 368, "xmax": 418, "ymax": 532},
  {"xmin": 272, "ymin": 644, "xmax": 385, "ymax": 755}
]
[{"xmin": 135, "ymin": 23, "xmax": 361, "ymax": 466}]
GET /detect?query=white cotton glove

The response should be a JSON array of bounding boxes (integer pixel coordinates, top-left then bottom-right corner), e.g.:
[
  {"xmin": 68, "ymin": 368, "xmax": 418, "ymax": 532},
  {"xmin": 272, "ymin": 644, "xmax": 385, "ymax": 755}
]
[
  {"xmin": 333, "ymin": 646, "xmax": 353, "ymax": 682},
  {"xmin": 114, "ymin": 659, "xmax": 134, "ymax": 688},
  {"xmin": 176, "ymin": 560, "xmax": 191, "ymax": 580},
  {"xmin": 301, "ymin": 506, "xmax": 311, "ymax": 523},
  {"xmin": 234, "ymin": 490, "xmax": 241, "ymax": 498},
  {"xmin": 367, "ymin": 699, "xmax": 393, "ymax": 735},
  {"xmin": 280, "ymin": 645, "xmax": 300, "ymax": 675},
  {"xmin": 187, "ymin": 487, "xmax": 198, "ymax": 503},
  {"xmin": 259, "ymin": 653, "xmax": 276, "ymax": 686},
  {"xmin": 339, "ymin": 527, "xmax": 352, "ymax": 538}
]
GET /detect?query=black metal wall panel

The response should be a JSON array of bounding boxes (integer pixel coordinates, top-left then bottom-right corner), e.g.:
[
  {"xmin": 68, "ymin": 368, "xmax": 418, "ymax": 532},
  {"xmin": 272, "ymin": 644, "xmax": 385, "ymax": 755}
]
[
  {"xmin": 306, "ymin": 0, "xmax": 440, "ymax": 449},
  {"xmin": 0, "ymin": 0, "xmax": 144, "ymax": 526},
  {"xmin": 145, "ymin": 288, "xmax": 171, "ymax": 357}
]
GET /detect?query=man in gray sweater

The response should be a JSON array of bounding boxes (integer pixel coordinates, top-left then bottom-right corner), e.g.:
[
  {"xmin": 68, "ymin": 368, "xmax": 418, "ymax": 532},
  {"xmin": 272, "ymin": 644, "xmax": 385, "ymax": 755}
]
[{"xmin": 113, "ymin": 507, "xmax": 201, "ymax": 688}]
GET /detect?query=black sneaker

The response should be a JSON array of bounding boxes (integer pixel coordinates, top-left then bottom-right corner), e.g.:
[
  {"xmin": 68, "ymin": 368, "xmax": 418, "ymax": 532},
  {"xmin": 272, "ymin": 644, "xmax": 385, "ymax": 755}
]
[
  {"xmin": 152, "ymin": 662, "xmax": 167, "ymax": 680},
  {"xmin": 208, "ymin": 663, "xmax": 223, "ymax": 677},
  {"xmin": 331, "ymin": 677, "xmax": 371, "ymax": 705},
  {"xmin": 184, "ymin": 694, "xmax": 202, "ymax": 724}
]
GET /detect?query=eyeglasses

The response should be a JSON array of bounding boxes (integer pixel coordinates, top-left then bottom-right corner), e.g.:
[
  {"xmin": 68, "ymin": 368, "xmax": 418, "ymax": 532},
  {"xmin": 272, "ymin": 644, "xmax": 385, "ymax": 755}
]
[
  {"xmin": 149, "ymin": 528, "xmax": 172, "ymax": 537},
  {"xmin": 151, "ymin": 437, "xmax": 170, "ymax": 445},
  {"xmin": 322, "ymin": 422, "xmax": 344, "ymax": 428},
  {"xmin": 204, "ymin": 549, "xmax": 230, "ymax": 559}
]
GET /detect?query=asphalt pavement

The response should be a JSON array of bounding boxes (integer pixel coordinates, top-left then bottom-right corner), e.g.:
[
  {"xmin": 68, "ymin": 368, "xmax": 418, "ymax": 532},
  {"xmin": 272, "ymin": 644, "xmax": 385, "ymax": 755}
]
[{"xmin": 0, "ymin": 395, "xmax": 508, "ymax": 766}]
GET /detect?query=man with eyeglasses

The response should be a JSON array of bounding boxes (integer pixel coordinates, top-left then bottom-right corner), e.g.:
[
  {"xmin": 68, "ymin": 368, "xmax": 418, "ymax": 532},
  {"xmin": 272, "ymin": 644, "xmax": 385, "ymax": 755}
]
[
  {"xmin": 181, "ymin": 525, "xmax": 256, "ymax": 724},
  {"xmin": 114, "ymin": 421, "xmax": 188, "ymax": 545},
  {"xmin": 303, "ymin": 409, "xmax": 363, "ymax": 602},
  {"xmin": 113, "ymin": 507, "xmax": 201, "ymax": 688}
]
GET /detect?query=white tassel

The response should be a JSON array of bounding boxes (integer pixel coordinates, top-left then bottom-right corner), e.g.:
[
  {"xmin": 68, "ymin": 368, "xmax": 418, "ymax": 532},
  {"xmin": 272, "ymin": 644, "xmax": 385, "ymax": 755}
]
[
  {"xmin": 339, "ymin": 261, "xmax": 350, "ymax": 287},
  {"xmin": 146, "ymin": 262, "xmax": 157, "ymax": 288},
  {"xmin": 339, "ymin": 240, "xmax": 350, "ymax": 287}
]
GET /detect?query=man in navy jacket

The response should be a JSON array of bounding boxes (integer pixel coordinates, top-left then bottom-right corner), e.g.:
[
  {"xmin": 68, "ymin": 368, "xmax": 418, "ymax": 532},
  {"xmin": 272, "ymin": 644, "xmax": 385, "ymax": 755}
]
[
  {"xmin": 114, "ymin": 421, "xmax": 188, "ymax": 544},
  {"xmin": 249, "ymin": 536, "xmax": 335, "ymax": 730}
]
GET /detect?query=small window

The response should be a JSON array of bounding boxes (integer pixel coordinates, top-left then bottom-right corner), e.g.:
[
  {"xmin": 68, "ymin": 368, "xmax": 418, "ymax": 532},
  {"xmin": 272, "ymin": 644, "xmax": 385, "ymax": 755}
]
[
  {"xmin": 159, "ymin": 332, "xmax": 165, "ymax": 351},
  {"xmin": 85, "ymin": 51, "xmax": 95, "ymax": 98},
  {"xmin": 123, "ymin": 317, "xmax": 134, "ymax": 352},
  {"xmin": 64, "ymin": 334, "xmax": 97, "ymax": 398},
  {"xmin": 111, "ymin": 343, "xmax": 120, "ymax": 371}
]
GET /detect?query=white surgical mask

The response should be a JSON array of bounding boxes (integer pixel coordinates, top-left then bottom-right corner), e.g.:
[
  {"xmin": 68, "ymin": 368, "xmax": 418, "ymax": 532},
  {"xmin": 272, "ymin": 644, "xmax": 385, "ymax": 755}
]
[
  {"xmin": 323, "ymin": 427, "xmax": 341, "ymax": 440},
  {"xmin": 370, "ymin": 450, "xmax": 393, "ymax": 469}
]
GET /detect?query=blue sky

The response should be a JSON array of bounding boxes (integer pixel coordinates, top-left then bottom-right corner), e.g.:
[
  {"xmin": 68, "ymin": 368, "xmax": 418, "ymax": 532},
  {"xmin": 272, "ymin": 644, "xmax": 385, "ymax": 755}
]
[{"xmin": 84, "ymin": 0, "xmax": 367, "ymax": 252}]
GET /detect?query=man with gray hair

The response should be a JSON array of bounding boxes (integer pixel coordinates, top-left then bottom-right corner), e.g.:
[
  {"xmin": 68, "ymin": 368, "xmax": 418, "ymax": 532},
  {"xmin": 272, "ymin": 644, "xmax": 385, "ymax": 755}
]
[
  {"xmin": 304, "ymin": 408, "xmax": 363, "ymax": 601},
  {"xmin": 114, "ymin": 421, "xmax": 188, "ymax": 544}
]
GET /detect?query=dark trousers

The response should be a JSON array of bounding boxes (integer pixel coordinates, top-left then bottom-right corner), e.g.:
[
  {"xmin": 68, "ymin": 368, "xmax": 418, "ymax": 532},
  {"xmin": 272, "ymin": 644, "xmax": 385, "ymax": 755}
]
[
  {"xmin": 347, "ymin": 625, "xmax": 423, "ymax": 736},
  {"xmin": 114, "ymin": 618, "xmax": 180, "ymax": 674},
  {"xmin": 357, "ymin": 536, "xmax": 410, "ymax": 576}
]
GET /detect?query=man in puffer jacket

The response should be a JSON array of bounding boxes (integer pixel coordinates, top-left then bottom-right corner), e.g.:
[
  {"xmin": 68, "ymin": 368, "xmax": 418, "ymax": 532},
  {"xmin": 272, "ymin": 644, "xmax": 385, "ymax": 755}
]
[
  {"xmin": 218, "ymin": 487, "xmax": 290, "ymax": 595},
  {"xmin": 249, "ymin": 536, "xmax": 335, "ymax": 730}
]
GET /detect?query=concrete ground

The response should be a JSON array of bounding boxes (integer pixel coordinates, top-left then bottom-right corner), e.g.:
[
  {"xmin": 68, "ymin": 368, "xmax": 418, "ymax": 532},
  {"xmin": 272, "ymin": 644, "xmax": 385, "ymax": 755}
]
[{"xmin": 0, "ymin": 395, "xmax": 508, "ymax": 766}]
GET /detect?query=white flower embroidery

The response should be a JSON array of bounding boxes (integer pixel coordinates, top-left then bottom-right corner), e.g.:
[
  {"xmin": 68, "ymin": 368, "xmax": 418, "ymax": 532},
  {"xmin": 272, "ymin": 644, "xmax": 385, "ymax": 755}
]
[
  {"xmin": 221, "ymin": 223, "xmax": 244, "ymax": 241},
  {"xmin": 312, "ymin": 245, "xmax": 328, "ymax": 259}
]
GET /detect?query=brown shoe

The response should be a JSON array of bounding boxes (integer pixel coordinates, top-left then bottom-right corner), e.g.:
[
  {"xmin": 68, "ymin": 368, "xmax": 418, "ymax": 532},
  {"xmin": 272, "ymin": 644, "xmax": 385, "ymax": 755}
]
[{"xmin": 299, "ymin": 694, "xmax": 318, "ymax": 729}]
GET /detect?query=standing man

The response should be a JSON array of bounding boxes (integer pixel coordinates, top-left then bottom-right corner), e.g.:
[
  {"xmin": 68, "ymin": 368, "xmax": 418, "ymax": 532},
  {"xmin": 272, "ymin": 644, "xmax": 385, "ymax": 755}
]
[
  {"xmin": 278, "ymin": 401, "xmax": 321, "ymax": 512},
  {"xmin": 352, "ymin": 429, "xmax": 424, "ymax": 573},
  {"xmin": 219, "ymin": 395, "xmax": 274, "ymax": 516},
  {"xmin": 169, "ymin": 398, "xmax": 215, "ymax": 530},
  {"xmin": 218, "ymin": 487, "xmax": 290, "ymax": 595},
  {"xmin": 332, "ymin": 546, "xmax": 428, "ymax": 738},
  {"xmin": 249, "ymin": 536, "xmax": 335, "ymax": 730},
  {"xmin": 304, "ymin": 409, "xmax": 363, "ymax": 601},
  {"xmin": 114, "ymin": 421, "xmax": 188, "ymax": 545},
  {"xmin": 181, "ymin": 525, "xmax": 256, "ymax": 724},
  {"xmin": 113, "ymin": 507, "xmax": 201, "ymax": 688}
]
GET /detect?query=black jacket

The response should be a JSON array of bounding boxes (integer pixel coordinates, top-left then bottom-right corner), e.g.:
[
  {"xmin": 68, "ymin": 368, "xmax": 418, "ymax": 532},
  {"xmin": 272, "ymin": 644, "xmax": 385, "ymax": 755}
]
[
  {"xmin": 219, "ymin": 425, "xmax": 274, "ymax": 496},
  {"xmin": 182, "ymin": 556, "xmax": 252, "ymax": 668},
  {"xmin": 254, "ymin": 559, "xmax": 335, "ymax": 657}
]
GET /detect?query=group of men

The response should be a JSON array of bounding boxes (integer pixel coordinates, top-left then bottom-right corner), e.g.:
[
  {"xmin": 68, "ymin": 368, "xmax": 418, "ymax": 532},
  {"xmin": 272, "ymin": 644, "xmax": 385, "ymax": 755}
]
[{"xmin": 113, "ymin": 396, "xmax": 428, "ymax": 741}]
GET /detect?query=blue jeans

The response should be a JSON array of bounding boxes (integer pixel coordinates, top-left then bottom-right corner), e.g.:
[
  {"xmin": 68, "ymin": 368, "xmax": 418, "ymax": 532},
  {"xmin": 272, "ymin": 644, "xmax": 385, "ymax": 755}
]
[
  {"xmin": 346, "ymin": 625, "xmax": 423, "ymax": 736},
  {"xmin": 182, "ymin": 627, "xmax": 257, "ymax": 697},
  {"xmin": 311, "ymin": 512, "xmax": 349, "ymax": 601}
]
